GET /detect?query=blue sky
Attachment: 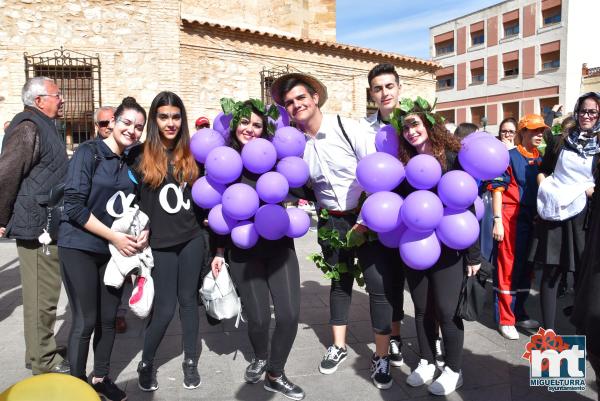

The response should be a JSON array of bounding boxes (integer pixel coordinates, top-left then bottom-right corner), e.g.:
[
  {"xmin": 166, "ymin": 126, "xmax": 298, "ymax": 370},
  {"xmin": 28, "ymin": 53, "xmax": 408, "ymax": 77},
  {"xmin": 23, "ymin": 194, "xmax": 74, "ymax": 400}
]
[{"xmin": 336, "ymin": 0, "xmax": 502, "ymax": 60}]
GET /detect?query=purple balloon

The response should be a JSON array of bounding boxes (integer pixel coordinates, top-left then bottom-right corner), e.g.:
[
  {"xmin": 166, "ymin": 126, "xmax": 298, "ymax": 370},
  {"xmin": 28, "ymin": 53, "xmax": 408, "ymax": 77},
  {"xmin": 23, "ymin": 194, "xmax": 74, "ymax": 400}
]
[
  {"xmin": 231, "ymin": 221, "xmax": 259, "ymax": 249},
  {"xmin": 276, "ymin": 156, "xmax": 310, "ymax": 188},
  {"xmin": 474, "ymin": 196, "xmax": 484, "ymax": 221},
  {"xmin": 208, "ymin": 204, "xmax": 237, "ymax": 235},
  {"xmin": 286, "ymin": 207, "xmax": 311, "ymax": 238},
  {"xmin": 272, "ymin": 105, "xmax": 291, "ymax": 130},
  {"xmin": 256, "ymin": 172, "xmax": 289, "ymax": 204},
  {"xmin": 399, "ymin": 229, "xmax": 441, "ymax": 270},
  {"xmin": 361, "ymin": 191, "xmax": 403, "ymax": 233},
  {"xmin": 459, "ymin": 136, "xmax": 510, "ymax": 180},
  {"xmin": 437, "ymin": 170, "xmax": 478, "ymax": 210},
  {"xmin": 190, "ymin": 128, "xmax": 226, "ymax": 163},
  {"xmin": 401, "ymin": 190, "xmax": 444, "ymax": 232},
  {"xmin": 254, "ymin": 204, "xmax": 290, "ymax": 240},
  {"xmin": 436, "ymin": 209, "xmax": 480, "ymax": 250},
  {"xmin": 213, "ymin": 112, "xmax": 233, "ymax": 135},
  {"xmin": 378, "ymin": 221, "xmax": 407, "ymax": 248},
  {"xmin": 405, "ymin": 154, "xmax": 442, "ymax": 190},
  {"xmin": 356, "ymin": 152, "xmax": 405, "ymax": 193},
  {"xmin": 272, "ymin": 127, "xmax": 306, "ymax": 159},
  {"xmin": 221, "ymin": 183, "xmax": 260, "ymax": 220},
  {"xmin": 241, "ymin": 138, "xmax": 277, "ymax": 174},
  {"xmin": 205, "ymin": 146, "xmax": 243, "ymax": 184},
  {"xmin": 375, "ymin": 125, "xmax": 400, "ymax": 156},
  {"xmin": 191, "ymin": 176, "xmax": 226, "ymax": 209},
  {"xmin": 460, "ymin": 130, "xmax": 491, "ymax": 146}
]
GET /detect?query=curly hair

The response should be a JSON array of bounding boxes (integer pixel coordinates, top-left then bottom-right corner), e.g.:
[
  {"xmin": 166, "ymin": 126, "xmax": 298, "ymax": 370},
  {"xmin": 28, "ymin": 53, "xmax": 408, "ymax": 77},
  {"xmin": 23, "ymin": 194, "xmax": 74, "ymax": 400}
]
[{"xmin": 397, "ymin": 113, "xmax": 462, "ymax": 170}]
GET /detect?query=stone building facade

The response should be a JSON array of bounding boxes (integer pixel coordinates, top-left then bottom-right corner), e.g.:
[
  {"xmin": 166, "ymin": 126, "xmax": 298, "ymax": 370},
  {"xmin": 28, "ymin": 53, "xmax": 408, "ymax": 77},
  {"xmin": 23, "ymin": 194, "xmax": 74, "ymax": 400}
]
[{"xmin": 0, "ymin": 0, "xmax": 438, "ymax": 150}]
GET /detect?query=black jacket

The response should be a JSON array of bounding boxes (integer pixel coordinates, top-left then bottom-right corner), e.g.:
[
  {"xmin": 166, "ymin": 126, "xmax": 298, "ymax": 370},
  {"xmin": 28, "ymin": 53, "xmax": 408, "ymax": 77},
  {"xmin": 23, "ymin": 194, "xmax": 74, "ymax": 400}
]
[
  {"xmin": 2, "ymin": 107, "xmax": 68, "ymax": 240},
  {"xmin": 58, "ymin": 140, "xmax": 137, "ymax": 254}
]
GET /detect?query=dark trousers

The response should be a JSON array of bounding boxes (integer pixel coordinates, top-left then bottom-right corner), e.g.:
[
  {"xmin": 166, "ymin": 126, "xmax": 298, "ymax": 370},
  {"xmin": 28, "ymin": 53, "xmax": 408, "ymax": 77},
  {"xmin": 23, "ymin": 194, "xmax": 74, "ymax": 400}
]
[
  {"xmin": 318, "ymin": 214, "xmax": 357, "ymax": 326},
  {"xmin": 405, "ymin": 251, "xmax": 465, "ymax": 372},
  {"xmin": 59, "ymin": 247, "xmax": 121, "ymax": 379},
  {"xmin": 319, "ymin": 214, "xmax": 404, "ymax": 333},
  {"xmin": 229, "ymin": 240, "xmax": 300, "ymax": 376},
  {"xmin": 17, "ymin": 240, "xmax": 64, "ymax": 374},
  {"xmin": 142, "ymin": 236, "xmax": 205, "ymax": 362}
]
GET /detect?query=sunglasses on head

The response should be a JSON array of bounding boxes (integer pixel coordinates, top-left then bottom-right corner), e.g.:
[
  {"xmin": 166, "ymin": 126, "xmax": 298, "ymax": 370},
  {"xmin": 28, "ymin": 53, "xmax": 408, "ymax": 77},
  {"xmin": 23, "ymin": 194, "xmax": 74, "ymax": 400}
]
[{"xmin": 97, "ymin": 120, "xmax": 111, "ymax": 128}]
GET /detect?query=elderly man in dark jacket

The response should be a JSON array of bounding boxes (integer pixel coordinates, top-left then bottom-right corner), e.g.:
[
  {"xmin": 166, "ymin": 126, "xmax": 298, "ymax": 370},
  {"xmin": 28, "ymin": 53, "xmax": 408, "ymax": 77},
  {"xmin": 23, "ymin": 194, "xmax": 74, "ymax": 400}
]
[{"xmin": 0, "ymin": 76, "xmax": 70, "ymax": 374}]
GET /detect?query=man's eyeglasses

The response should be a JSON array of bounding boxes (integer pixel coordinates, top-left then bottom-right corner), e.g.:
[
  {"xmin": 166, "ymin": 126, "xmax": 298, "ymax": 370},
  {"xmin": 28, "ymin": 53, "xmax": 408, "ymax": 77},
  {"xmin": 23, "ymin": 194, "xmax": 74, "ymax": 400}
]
[
  {"xmin": 39, "ymin": 93, "xmax": 63, "ymax": 100},
  {"xmin": 578, "ymin": 109, "xmax": 599, "ymax": 118},
  {"xmin": 97, "ymin": 120, "xmax": 111, "ymax": 128}
]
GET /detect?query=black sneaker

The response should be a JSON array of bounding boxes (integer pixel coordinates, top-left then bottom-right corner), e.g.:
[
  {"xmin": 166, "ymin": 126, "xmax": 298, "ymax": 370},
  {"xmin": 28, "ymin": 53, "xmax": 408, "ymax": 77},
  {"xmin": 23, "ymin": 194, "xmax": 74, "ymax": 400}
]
[
  {"xmin": 318, "ymin": 345, "xmax": 347, "ymax": 374},
  {"xmin": 137, "ymin": 361, "xmax": 158, "ymax": 392},
  {"xmin": 182, "ymin": 358, "xmax": 201, "ymax": 389},
  {"xmin": 370, "ymin": 354, "xmax": 392, "ymax": 390},
  {"xmin": 389, "ymin": 338, "xmax": 404, "ymax": 367},
  {"xmin": 264, "ymin": 373, "xmax": 305, "ymax": 400},
  {"xmin": 244, "ymin": 358, "xmax": 268, "ymax": 383},
  {"xmin": 92, "ymin": 377, "xmax": 127, "ymax": 401}
]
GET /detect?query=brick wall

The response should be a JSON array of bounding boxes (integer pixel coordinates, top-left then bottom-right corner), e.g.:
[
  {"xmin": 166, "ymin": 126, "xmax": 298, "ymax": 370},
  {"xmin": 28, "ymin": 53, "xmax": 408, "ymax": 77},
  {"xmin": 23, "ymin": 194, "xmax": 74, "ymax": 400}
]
[
  {"xmin": 0, "ymin": 0, "xmax": 182, "ymax": 121},
  {"xmin": 179, "ymin": 22, "xmax": 436, "ymax": 122},
  {"xmin": 1, "ymin": 0, "xmax": 435, "ymax": 129}
]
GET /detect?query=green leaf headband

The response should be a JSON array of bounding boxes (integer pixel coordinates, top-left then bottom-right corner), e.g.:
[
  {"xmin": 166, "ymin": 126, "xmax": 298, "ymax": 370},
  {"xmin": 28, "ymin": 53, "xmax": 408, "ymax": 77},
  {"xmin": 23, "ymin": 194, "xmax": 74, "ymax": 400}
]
[
  {"xmin": 390, "ymin": 96, "xmax": 444, "ymax": 133},
  {"xmin": 220, "ymin": 98, "xmax": 280, "ymax": 136}
]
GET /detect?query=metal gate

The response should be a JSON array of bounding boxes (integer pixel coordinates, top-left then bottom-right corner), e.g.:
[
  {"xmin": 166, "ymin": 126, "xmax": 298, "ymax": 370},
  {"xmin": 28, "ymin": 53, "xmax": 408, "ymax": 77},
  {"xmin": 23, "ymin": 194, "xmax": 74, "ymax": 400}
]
[
  {"xmin": 260, "ymin": 65, "xmax": 292, "ymax": 105},
  {"xmin": 24, "ymin": 47, "xmax": 101, "ymax": 152}
]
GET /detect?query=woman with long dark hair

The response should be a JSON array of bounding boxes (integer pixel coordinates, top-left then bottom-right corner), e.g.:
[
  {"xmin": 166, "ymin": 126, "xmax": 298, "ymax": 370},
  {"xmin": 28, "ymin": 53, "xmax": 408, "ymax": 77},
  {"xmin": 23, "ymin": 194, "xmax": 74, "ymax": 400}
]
[
  {"xmin": 211, "ymin": 99, "xmax": 305, "ymax": 400},
  {"xmin": 59, "ymin": 96, "xmax": 147, "ymax": 401},
  {"xmin": 393, "ymin": 99, "xmax": 481, "ymax": 396},
  {"xmin": 133, "ymin": 91, "xmax": 206, "ymax": 392},
  {"xmin": 534, "ymin": 93, "xmax": 600, "ymax": 329}
]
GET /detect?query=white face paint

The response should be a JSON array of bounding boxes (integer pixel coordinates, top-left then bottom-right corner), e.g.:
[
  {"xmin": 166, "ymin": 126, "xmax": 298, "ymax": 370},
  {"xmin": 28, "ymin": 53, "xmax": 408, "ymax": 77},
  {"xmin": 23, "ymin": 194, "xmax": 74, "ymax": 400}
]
[
  {"xmin": 158, "ymin": 183, "xmax": 190, "ymax": 214},
  {"xmin": 106, "ymin": 192, "xmax": 136, "ymax": 218}
]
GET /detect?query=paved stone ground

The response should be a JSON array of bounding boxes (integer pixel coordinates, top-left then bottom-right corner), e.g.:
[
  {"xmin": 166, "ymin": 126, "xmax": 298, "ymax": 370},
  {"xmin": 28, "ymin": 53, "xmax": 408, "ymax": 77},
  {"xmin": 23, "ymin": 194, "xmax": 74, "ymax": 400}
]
[{"xmin": 0, "ymin": 224, "xmax": 597, "ymax": 401}]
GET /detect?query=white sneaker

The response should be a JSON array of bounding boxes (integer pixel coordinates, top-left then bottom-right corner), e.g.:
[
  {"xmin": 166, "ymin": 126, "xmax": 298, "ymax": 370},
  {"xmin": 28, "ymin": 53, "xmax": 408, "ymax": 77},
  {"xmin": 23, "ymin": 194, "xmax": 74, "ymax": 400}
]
[
  {"xmin": 406, "ymin": 359, "xmax": 437, "ymax": 387},
  {"xmin": 428, "ymin": 366, "xmax": 463, "ymax": 395},
  {"xmin": 499, "ymin": 325, "xmax": 519, "ymax": 340},
  {"xmin": 516, "ymin": 319, "xmax": 540, "ymax": 329}
]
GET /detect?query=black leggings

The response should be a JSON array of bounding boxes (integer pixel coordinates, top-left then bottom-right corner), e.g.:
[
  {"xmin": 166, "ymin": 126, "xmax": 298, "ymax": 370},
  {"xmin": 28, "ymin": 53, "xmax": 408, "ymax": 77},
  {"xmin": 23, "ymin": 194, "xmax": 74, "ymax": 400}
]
[
  {"xmin": 405, "ymin": 251, "xmax": 465, "ymax": 372},
  {"xmin": 59, "ymin": 247, "xmax": 122, "ymax": 379},
  {"xmin": 228, "ymin": 240, "xmax": 300, "ymax": 376},
  {"xmin": 357, "ymin": 241, "xmax": 405, "ymax": 335},
  {"xmin": 142, "ymin": 235, "xmax": 205, "ymax": 362}
]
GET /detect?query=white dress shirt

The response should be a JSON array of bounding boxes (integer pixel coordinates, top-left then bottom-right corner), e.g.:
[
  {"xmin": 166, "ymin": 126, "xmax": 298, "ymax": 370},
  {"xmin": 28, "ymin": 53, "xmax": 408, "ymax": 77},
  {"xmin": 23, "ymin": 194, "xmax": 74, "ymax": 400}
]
[
  {"xmin": 359, "ymin": 110, "xmax": 385, "ymax": 136},
  {"xmin": 303, "ymin": 114, "xmax": 375, "ymax": 211}
]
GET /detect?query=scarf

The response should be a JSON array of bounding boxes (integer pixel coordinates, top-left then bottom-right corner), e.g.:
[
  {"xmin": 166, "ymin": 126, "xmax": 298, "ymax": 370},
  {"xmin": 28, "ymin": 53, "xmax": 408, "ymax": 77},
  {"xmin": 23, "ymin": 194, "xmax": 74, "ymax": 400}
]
[{"xmin": 565, "ymin": 92, "xmax": 600, "ymax": 157}]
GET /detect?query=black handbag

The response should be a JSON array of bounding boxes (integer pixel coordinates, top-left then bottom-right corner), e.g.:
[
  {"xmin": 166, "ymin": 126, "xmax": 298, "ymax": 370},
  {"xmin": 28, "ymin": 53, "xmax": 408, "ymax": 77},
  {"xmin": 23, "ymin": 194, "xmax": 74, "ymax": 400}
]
[{"xmin": 456, "ymin": 259, "xmax": 492, "ymax": 321}]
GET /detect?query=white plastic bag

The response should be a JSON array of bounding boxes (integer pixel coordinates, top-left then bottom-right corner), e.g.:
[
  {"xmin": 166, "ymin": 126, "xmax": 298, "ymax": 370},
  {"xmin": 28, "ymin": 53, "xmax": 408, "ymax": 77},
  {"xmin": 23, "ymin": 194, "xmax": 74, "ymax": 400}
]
[{"xmin": 199, "ymin": 263, "xmax": 243, "ymax": 326}]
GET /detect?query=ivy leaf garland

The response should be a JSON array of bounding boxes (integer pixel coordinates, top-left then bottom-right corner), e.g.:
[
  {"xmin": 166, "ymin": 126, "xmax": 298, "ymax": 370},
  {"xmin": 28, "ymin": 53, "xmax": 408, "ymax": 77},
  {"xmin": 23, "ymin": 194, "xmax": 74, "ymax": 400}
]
[
  {"xmin": 306, "ymin": 213, "xmax": 366, "ymax": 286},
  {"xmin": 220, "ymin": 98, "xmax": 281, "ymax": 136},
  {"xmin": 390, "ymin": 96, "xmax": 444, "ymax": 133}
]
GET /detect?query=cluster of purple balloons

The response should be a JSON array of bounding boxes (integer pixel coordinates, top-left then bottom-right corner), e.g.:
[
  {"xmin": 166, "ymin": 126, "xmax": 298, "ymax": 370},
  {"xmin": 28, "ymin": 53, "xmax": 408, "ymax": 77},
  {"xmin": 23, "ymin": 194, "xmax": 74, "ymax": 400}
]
[
  {"xmin": 189, "ymin": 116, "xmax": 312, "ymax": 249},
  {"xmin": 357, "ymin": 128, "xmax": 508, "ymax": 270}
]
